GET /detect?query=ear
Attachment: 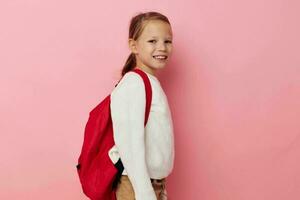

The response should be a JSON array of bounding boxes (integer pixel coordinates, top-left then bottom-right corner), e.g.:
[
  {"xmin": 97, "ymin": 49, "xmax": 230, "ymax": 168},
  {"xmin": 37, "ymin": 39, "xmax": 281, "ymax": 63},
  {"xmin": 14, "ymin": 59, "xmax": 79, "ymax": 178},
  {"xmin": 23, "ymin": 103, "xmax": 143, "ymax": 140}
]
[{"xmin": 128, "ymin": 38, "xmax": 138, "ymax": 54}]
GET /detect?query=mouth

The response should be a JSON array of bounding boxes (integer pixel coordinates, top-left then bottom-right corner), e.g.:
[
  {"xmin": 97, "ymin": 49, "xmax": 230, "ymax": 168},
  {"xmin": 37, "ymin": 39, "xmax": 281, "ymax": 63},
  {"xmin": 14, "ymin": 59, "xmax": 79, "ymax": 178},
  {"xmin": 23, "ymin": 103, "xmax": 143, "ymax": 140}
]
[{"xmin": 153, "ymin": 55, "xmax": 168, "ymax": 61}]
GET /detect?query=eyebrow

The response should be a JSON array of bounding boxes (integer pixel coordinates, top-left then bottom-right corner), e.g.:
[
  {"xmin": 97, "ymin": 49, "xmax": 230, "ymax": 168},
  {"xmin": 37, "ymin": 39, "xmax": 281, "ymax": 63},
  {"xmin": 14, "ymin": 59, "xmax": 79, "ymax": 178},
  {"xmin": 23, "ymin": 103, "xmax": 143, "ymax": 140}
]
[{"xmin": 150, "ymin": 36, "xmax": 172, "ymax": 40}]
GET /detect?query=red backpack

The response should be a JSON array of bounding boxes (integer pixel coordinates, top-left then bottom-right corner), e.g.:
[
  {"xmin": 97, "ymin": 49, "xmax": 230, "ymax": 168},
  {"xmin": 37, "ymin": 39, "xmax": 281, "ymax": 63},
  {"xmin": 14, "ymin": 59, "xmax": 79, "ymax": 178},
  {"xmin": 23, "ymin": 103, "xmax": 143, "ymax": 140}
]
[{"xmin": 76, "ymin": 68, "xmax": 152, "ymax": 200}]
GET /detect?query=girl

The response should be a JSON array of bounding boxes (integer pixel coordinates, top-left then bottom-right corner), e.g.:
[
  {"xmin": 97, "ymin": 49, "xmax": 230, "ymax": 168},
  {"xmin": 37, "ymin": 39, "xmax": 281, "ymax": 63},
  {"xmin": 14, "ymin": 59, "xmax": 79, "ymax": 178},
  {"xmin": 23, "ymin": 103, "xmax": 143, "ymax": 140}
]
[{"xmin": 108, "ymin": 11, "xmax": 175, "ymax": 200}]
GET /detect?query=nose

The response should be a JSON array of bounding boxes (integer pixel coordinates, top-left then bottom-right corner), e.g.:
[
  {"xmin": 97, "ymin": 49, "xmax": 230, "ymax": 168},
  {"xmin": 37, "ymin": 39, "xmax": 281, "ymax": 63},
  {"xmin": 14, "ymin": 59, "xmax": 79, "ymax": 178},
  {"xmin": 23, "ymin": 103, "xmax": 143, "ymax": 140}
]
[{"xmin": 157, "ymin": 41, "xmax": 167, "ymax": 51}]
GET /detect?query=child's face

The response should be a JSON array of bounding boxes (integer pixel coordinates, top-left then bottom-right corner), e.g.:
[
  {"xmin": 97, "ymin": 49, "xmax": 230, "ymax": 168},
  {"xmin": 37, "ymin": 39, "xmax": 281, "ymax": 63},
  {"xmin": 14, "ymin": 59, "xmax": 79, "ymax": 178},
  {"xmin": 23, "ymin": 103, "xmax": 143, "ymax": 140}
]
[{"xmin": 129, "ymin": 20, "xmax": 173, "ymax": 75}]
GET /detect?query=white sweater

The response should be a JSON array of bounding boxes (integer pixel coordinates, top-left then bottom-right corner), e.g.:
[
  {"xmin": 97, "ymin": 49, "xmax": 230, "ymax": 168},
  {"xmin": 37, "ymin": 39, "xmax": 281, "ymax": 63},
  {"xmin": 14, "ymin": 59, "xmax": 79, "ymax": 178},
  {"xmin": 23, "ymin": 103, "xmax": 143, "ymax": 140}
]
[{"xmin": 109, "ymin": 70, "xmax": 175, "ymax": 200}]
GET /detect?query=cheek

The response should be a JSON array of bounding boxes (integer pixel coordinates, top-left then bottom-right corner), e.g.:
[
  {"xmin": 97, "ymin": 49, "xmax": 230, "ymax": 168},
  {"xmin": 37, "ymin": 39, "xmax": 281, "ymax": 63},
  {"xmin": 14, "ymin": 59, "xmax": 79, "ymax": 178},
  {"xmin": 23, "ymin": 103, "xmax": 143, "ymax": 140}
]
[
  {"xmin": 142, "ymin": 46, "xmax": 155, "ymax": 56},
  {"xmin": 168, "ymin": 46, "xmax": 173, "ymax": 53},
  {"xmin": 145, "ymin": 44, "xmax": 155, "ymax": 51}
]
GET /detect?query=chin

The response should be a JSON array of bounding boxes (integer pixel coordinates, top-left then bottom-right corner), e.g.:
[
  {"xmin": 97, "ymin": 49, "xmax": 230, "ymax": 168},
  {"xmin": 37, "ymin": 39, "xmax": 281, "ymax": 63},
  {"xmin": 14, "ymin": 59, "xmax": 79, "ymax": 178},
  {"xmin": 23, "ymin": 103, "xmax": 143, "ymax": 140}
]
[
  {"xmin": 154, "ymin": 63, "xmax": 168, "ymax": 69},
  {"xmin": 159, "ymin": 64, "xmax": 168, "ymax": 69},
  {"xmin": 152, "ymin": 66, "xmax": 166, "ymax": 71}
]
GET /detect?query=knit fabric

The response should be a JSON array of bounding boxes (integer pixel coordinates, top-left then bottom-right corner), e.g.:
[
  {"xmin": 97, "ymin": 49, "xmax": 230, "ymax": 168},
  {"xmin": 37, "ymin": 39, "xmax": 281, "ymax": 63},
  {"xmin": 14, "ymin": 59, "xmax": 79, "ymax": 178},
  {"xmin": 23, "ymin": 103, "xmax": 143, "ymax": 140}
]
[{"xmin": 109, "ymin": 70, "xmax": 174, "ymax": 200}]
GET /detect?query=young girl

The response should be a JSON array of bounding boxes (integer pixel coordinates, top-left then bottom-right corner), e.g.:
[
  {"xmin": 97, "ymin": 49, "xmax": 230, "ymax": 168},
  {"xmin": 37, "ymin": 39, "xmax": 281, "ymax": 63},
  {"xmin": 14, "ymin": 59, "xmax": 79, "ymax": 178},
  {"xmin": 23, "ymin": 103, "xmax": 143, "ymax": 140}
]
[{"xmin": 108, "ymin": 11, "xmax": 175, "ymax": 200}]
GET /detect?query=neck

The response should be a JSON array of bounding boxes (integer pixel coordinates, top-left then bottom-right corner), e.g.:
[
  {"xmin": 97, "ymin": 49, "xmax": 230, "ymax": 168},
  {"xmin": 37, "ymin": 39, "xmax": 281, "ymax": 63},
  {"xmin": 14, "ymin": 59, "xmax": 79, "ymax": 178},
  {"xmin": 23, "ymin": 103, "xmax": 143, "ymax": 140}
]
[{"xmin": 135, "ymin": 66, "xmax": 157, "ymax": 77}]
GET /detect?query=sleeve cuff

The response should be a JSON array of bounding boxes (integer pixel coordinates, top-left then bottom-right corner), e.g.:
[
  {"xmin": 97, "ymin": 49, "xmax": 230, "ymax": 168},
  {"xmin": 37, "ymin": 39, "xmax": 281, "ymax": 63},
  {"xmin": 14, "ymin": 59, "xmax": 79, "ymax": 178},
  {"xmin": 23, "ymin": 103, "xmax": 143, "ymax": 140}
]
[{"xmin": 134, "ymin": 188, "xmax": 157, "ymax": 200}]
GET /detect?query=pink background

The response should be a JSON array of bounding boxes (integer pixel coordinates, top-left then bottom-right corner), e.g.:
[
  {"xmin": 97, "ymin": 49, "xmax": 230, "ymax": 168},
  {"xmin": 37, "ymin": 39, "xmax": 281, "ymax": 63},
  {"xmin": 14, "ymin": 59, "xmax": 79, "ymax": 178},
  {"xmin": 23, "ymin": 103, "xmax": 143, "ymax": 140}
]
[{"xmin": 1, "ymin": 0, "xmax": 300, "ymax": 199}]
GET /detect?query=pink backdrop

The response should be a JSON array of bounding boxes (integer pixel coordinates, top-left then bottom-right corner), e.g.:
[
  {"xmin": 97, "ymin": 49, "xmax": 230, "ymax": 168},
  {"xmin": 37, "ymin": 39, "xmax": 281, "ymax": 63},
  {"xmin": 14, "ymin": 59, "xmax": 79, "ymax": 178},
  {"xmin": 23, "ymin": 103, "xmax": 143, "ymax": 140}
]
[{"xmin": 1, "ymin": 0, "xmax": 300, "ymax": 199}]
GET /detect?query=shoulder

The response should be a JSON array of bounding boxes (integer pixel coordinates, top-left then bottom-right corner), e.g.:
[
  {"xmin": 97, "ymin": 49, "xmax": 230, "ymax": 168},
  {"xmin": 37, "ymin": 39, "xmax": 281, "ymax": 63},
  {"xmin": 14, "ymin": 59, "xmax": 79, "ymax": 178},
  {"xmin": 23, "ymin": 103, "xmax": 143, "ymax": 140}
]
[
  {"xmin": 110, "ymin": 71, "xmax": 146, "ymax": 110},
  {"xmin": 111, "ymin": 71, "xmax": 145, "ymax": 96},
  {"xmin": 119, "ymin": 71, "xmax": 143, "ymax": 86}
]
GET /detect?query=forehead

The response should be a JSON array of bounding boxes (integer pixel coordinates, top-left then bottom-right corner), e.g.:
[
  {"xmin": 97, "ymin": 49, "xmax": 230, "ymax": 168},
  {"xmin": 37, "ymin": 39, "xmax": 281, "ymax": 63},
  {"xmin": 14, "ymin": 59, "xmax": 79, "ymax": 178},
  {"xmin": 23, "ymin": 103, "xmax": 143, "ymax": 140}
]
[{"xmin": 140, "ymin": 20, "xmax": 173, "ymax": 39}]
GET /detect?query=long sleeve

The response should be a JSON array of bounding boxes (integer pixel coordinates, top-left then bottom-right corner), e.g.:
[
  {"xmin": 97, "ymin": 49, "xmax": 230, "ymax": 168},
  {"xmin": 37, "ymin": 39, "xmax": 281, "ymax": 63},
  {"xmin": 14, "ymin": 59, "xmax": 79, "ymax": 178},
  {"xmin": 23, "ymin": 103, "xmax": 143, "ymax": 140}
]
[{"xmin": 110, "ymin": 72, "xmax": 157, "ymax": 200}]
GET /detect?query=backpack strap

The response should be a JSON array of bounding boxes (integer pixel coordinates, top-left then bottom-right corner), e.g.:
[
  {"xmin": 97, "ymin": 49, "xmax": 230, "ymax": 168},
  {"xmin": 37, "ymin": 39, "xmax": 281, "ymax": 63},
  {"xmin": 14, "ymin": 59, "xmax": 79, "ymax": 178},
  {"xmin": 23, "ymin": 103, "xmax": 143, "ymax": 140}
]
[{"xmin": 131, "ymin": 68, "xmax": 153, "ymax": 126}]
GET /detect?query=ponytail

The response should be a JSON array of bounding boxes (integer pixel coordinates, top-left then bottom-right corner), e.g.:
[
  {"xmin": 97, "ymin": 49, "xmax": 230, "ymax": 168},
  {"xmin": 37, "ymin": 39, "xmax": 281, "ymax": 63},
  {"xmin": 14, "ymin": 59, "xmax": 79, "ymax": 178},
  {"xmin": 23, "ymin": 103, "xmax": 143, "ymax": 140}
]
[{"xmin": 121, "ymin": 53, "xmax": 136, "ymax": 77}]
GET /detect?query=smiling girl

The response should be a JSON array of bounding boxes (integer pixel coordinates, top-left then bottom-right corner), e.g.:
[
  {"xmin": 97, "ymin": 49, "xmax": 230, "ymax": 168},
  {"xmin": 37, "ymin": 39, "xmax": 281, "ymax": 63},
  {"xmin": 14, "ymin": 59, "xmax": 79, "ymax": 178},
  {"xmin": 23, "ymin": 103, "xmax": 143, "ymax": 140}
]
[{"xmin": 109, "ymin": 11, "xmax": 175, "ymax": 200}]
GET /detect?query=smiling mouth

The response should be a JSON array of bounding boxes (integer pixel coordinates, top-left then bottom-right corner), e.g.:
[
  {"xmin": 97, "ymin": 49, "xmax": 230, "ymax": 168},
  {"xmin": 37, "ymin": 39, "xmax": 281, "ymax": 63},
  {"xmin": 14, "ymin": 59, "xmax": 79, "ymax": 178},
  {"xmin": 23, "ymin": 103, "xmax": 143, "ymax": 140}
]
[{"xmin": 153, "ymin": 55, "xmax": 168, "ymax": 60}]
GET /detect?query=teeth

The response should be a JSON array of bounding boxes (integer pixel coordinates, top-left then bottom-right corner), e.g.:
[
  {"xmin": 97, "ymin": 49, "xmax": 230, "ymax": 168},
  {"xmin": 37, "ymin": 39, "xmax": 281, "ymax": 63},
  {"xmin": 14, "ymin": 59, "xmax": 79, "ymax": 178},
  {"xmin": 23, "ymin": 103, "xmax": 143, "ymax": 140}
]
[{"xmin": 153, "ymin": 55, "xmax": 167, "ymax": 59}]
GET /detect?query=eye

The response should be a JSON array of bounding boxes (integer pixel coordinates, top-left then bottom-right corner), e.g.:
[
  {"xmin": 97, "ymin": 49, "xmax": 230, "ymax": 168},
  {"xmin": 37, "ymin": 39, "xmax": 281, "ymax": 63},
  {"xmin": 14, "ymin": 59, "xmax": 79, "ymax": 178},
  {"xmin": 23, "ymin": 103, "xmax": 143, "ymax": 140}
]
[
  {"xmin": 148, "ymin": 40, "xmax": 156, "ymax": 43},
  {"xmin": 165, "ymin": 40, "xmax": 172, "ymax": 44}
]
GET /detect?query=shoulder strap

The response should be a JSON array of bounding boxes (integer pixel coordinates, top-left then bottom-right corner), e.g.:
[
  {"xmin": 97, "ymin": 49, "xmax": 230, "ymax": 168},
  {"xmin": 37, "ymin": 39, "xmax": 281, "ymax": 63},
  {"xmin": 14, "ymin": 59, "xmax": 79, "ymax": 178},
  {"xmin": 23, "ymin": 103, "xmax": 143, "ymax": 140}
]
[{"xmin": 131, "ymin": 68, "xmax": 152, "ymax": 126}]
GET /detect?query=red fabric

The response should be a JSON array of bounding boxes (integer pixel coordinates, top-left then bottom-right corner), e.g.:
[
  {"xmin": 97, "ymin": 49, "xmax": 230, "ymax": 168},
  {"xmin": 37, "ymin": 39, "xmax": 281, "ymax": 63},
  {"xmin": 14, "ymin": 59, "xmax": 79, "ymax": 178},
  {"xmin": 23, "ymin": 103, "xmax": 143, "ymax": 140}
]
[{"xmin": 76, "ymin": 68, "xmax": 152, "ymax": 200}]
